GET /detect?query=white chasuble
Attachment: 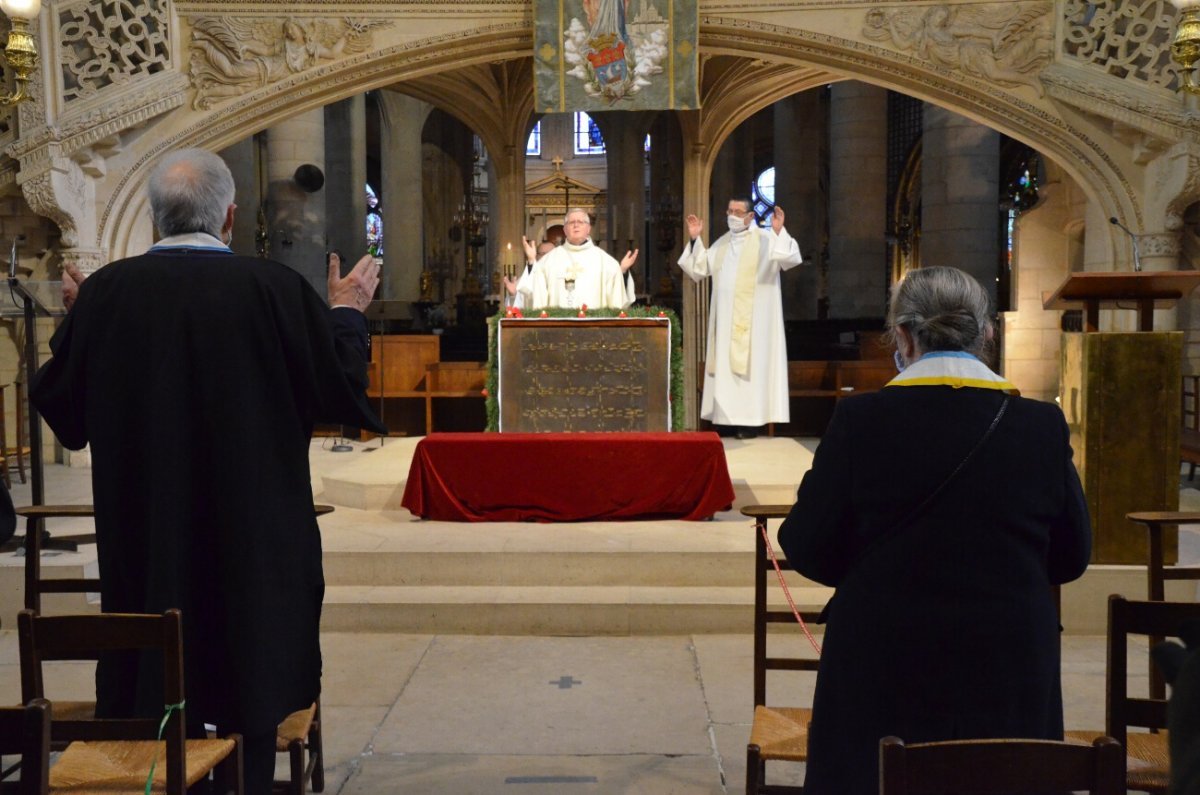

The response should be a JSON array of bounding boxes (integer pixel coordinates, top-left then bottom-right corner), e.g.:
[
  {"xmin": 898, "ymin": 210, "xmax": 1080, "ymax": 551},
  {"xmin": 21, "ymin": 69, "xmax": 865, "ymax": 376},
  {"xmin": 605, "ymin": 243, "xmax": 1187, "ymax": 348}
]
[
  {"xmin": 527, "ymin": 239, "xmax": 635, "ymax": 310},
  {"xmin": 677, "ymin": 225, "xmax": 802, "ymax": 426}
]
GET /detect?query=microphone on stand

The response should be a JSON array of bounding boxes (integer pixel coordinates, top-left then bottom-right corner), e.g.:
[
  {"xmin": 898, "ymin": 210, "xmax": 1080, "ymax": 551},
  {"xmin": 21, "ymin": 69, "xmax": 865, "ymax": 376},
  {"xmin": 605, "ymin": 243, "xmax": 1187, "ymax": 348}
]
[
  {"xmin": 8, "ymin": 234, "xmax": 23, "ymax": 280},
  {"xmin": 1109, "ymin": 217, "xmax": 1143, "ymax": 272}
]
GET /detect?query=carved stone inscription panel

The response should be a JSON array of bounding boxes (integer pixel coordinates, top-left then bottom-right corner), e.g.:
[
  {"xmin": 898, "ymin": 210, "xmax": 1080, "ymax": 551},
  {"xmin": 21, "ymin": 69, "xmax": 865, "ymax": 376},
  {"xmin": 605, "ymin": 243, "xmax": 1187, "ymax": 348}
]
[{"xmin": 499, "ymin": 319, "xmax": 670, "ymax": 433}]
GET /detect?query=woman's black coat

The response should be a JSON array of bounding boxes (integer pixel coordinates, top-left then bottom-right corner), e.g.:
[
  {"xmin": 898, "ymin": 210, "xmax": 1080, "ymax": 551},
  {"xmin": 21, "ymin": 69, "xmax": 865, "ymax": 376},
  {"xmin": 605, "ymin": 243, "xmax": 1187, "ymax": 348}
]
[{"xmin": 777, "ymin": 385, "xmax": 1091, "ymax": 795}]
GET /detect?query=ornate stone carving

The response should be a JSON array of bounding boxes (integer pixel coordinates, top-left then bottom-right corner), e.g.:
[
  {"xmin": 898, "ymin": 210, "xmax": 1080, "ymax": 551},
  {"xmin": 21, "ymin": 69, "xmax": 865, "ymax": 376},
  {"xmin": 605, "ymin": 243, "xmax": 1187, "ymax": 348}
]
[
  {"xmin": 1061, "ymin": 0, "xmax": 1179, "ymax": 91},
  {"xmin": 20, "ymin": 159, "xmax": 96, "ymax": 249},
  {"xmin": 188, "ymin": 16, "xmax": 393, "ymax": 110},
  {"xmin": 60, "ymin": 246, "xmax": 108, "ymax": 277},
  {"xmin": 1138, "ymin": 232, "xmax": 1181, "ymax": 258},
  {"xmin": 862, "ymin": 2, "xmax": 1053, "ymax": 93},
  {"xmin": 58, "ymin": 0, "xmax": 171, "ymax": 104},
  {"xmin": 1144, "ymin": 142, "xmax": 1200, "ymax": 234}
]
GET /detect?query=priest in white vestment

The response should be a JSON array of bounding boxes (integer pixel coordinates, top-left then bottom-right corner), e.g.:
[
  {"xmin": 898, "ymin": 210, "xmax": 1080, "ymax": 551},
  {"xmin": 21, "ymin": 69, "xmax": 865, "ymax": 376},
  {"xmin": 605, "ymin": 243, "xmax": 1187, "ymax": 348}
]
[
  {"xmin": 521, "ymin": 208, "xmax": 637, "ymax": 309},
  {"xmin": 678, "ymin": 200, "xmax": 802, "ymax": 437}
]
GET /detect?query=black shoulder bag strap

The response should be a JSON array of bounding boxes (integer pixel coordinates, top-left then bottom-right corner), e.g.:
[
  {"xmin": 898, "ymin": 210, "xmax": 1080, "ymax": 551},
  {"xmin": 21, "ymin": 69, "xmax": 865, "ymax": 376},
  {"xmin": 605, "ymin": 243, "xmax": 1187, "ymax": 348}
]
[{"xmin": 889, "ymin": 393, "xmax": 1013, "ymax": 534}]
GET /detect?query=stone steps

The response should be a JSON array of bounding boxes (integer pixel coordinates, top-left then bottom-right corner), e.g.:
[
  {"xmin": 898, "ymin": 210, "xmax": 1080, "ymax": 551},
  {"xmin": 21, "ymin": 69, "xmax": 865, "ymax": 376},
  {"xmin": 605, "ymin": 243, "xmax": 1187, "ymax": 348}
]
[
  {"xmin": 322, "ymin": 549, "xmax": 764, "ymax": 587},
  {"xmin": 321, "ymin": 584, "xmax": 833, "ymax": 634}
]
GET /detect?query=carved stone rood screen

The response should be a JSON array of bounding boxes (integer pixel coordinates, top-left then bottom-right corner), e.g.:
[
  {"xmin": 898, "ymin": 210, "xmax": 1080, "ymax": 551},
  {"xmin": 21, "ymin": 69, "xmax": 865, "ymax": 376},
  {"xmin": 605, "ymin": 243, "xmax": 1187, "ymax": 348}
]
[{"xmin": 498, "ymin": 319, "xmax": 671, "ymax": 433}]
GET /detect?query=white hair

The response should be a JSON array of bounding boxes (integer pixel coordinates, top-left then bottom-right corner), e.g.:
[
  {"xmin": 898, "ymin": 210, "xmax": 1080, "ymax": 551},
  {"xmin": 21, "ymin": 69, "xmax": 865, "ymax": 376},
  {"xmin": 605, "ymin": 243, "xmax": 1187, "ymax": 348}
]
[
  {"xmin": 886, "ymin": 266, "xmax": 992, "ymax": 355},
  {"xmin": 147, "ymin": 148, "xmax": 236, "ymax": 238}
]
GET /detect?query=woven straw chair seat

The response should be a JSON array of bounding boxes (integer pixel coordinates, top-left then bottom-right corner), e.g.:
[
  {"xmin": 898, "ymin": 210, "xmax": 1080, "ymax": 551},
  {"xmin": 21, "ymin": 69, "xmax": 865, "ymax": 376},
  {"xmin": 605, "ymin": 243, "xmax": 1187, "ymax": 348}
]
[
  {"xmin": 49, "ymin": 738, "xmax": 236, "ymax": 792},
  {"xmin": 1065, "ymin": 729, "xmax": 1169, "ymax": 791},
  {"xmin": 275, "ymin": 702, "xmax": 317, "ymax": 751},
  {"xmin": 748, "ymin": 705, "xmax": 811, "ymax": 762}
]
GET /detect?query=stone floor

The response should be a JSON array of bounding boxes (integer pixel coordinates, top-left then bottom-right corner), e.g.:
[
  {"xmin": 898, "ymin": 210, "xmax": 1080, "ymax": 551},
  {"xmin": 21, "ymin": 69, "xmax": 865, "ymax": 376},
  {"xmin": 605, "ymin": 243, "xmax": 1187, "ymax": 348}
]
[
  {"xmin": 0, "ymin": 440, "xmax": 1180, "ymax": 792},
  {"xmin": 0, "ymin": 627, "xmax": 1128, "ymax": 793}
]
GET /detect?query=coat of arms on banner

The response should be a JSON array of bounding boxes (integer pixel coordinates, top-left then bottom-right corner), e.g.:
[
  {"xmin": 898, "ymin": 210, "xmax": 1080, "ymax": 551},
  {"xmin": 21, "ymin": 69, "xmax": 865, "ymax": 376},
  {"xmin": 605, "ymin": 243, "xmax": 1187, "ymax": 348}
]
[{"xmin": 535, "ymin": 0, "xmax": 698, "ymax": 112}]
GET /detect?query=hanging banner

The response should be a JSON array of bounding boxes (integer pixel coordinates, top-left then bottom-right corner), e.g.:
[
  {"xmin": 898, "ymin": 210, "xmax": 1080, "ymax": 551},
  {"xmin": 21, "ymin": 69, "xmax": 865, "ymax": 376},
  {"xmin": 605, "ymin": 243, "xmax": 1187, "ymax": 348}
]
[{"xmin": 534, "ymin": 0, "xmax": 699, "ymax": 112}]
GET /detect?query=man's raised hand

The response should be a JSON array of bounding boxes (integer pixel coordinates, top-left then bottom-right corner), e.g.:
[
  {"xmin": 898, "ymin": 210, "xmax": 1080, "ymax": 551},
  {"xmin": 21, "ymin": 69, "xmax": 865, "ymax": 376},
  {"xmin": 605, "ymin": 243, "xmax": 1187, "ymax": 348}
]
[
  {"xmin": 62, "ymin": 262, "xmax": 85, "ymax": 312},
  {"xmin": 522, "ymin": 236, "xmax": 537, "ymax": 264},
  {"xmin": 620, "ymin": 248, "xmax": 639, "ymax": 273},
  {"xmin": 328, "ymin": 254, "xmax": 381, "ymax": 312},
  {"xmin": 686, "ymin": 214, "xmax": 703, "ymax": 241},
  {"xmin": 772, "ymin": 206, "xmax": 785, "ymax": 234}
]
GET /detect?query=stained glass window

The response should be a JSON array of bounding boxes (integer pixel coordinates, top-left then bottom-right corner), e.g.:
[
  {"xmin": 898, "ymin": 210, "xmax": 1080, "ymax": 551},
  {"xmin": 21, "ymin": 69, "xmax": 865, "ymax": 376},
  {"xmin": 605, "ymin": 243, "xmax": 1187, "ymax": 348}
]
[
  {"xmin": 366, "ymin": 183, "xmax": 383, "ymax": 255},
  {"xmin": 751, "ymin": 167, "xmax": 776, "ymax": 224},
  {"xmin": 574, "ymin": 112, "xmax": 606, "ymax": 155},
  {"xmin": 527, "ymin": 122, "xmax": 541, "ymax": 156}
]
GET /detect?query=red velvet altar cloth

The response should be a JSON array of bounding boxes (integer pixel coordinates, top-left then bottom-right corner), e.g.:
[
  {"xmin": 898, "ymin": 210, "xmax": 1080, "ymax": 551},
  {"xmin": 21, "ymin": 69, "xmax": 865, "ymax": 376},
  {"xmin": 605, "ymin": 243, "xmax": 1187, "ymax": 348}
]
[{"xmin": 401, "ymin": 432, "xmax": 735, "ymax": 522}]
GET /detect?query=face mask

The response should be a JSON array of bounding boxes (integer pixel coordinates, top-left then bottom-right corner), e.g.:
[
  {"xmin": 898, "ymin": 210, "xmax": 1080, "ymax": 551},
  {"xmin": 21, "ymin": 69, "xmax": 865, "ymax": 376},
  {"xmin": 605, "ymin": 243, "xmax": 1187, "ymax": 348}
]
[
  {"xmin": 727, "ymin": 214, "xmax": 747, "ymax": 233},
  {"xmin": 893, "ymin": 350, "xmax": 906, "ymax": 372}
]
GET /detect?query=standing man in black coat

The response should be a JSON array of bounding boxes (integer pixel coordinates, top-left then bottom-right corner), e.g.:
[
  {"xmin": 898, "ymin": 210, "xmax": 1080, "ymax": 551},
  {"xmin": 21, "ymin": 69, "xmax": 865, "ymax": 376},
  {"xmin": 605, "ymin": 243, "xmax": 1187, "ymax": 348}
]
[
  {"xmin": 777, "ymin": 266, "xmax": 1091, "ymax": 795},
  {"xmin": 32, "ymin": 148, "xmax": 386, "ymax": 794}
]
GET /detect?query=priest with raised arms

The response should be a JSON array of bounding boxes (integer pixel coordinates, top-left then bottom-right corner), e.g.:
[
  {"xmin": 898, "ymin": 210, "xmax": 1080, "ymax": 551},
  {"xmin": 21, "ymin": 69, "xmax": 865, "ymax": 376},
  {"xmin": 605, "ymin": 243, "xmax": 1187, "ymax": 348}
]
[
  {"xmin": 522, "ymin": 207, "xmax": 638, "ymax": 309},
  {"xmin": 678, "ymin": 200, "xmax": 802, "ymax": 438}
]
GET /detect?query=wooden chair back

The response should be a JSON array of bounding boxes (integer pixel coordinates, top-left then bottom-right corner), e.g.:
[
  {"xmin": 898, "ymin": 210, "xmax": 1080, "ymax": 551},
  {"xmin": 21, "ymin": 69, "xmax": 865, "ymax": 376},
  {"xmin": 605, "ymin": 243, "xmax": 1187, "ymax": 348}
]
[
  {"xmin": 879, "ymin": 735, "xmax": 1124, "ymax": 795},
  {"xmin": 745, "ymin": 505, "xmax": 822, "ymax": 706},
  {"xmin": 18, "ymin": 609, "xmax": 188, "ymax": 787},
  {"xmin": 1125, "ymin": 511, "xmax": 1200, "ymax": 699},
  {"xmin": 0, "ymin": 699, "xmax": 50, "ymax": 795},
  {"xmin": 742, "ymin": 505, "xmax": 820, "ymax": 794},
  {"xmin": 17, "ymin": 505, "xmax": 99, "ymax": 613},
  {"xmin": 1103, "ymin": 595, "xmax": 1200, "ymax": 746}
]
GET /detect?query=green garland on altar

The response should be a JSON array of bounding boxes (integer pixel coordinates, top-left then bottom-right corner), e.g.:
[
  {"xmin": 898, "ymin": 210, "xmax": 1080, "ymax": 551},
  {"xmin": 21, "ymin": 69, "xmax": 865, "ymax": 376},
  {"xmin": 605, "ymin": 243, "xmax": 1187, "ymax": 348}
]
[{"xmin": 485, "ymin": 305, "xmax": 685, "ymax": 432}]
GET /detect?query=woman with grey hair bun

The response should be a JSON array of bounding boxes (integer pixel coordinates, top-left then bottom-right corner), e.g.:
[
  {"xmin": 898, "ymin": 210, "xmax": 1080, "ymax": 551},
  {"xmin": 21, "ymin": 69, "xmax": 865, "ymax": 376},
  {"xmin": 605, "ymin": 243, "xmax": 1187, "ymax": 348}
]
[{"xmin": 777, "ymin": 266, "xmax": 1092, "ymax": 795}]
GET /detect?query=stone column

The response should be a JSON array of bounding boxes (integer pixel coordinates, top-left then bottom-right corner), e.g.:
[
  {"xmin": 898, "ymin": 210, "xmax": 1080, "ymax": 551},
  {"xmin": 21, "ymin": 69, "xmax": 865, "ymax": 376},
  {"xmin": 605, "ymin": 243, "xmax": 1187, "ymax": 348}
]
[
  {"xmin": 488, "ymin": 141, "xmax": 528, "ymax": 297},
  {"xmin": 593, "ymin": 111, "xmax": 654, "ymax": 293},
  {"xmin": 325, "ymin": 95, "xmax": 368, "ymax": 263},
  {"xmin": 708, "ymin": 121, "xmax": 755, "ymax": 227},
  {"xmin": 921, "ymin": 104, "xmax": 1000, "ymax": 306},
  {"xmin": 647, "ymin": 113, "xmax": 683, "ymax": 301},
  {"xmin": 828, "ymin": 81, "xmax": 887, "ymax": 318},
  {"xmin": 678, "ymin": 110, "xmax": 707, "ymax": 429},
  {"xmin": 266, "ymin": 108, "xmax": 327, "ymax": 297},
  {"xmin": 775, "ymin": 90, "xmax": 826, "ymax": 320},
  {"xmin": 218, "ymin": 137, "xmax": 259, "ymax": 258},
  {"xmin": 1003, "ymin": 164, "xmax": 1073, "ymax": 402},
  {"xmin": 377, "ymin": 90, "xmax": 432, "ymax": 306}
]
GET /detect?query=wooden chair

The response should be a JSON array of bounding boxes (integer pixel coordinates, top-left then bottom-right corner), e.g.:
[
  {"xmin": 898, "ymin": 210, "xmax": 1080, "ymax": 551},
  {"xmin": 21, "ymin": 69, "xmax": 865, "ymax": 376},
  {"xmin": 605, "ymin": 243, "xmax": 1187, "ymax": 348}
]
[
  {"xmin": 879, "ymin": 735, "xmax": 1124, "ymax": 795},
  {"xmin": 17, "ymin": 609, "xmax": 243, "ymax": 794},
  {"xmin": 742, "ymin": 505, "xmax": 822, "ymax": 794},
  {"xmin": 0, "ymin": 699, "xmax": 51, "ymax": 795},
  {"xmin": 1183, "ymin": 376, "xmax": 1200, "ymax": 480},
  {"xmin": 273, "ymin": 700, "xmax": 323, "ymax": 795},
  {"xmin": 15, "ymin": 505, "xmax": 332, "ymax": 792},
  {"xmin": 1064, "ymin": 595, "xmax": 1200, "ymax": 792},
  {"xmin": 1126, "ymin": 510, "xmax": 1200, "ymax": 699},
  {"xmin": 0, "ymin": 382, "xmax": 32, "ymax": 487}
]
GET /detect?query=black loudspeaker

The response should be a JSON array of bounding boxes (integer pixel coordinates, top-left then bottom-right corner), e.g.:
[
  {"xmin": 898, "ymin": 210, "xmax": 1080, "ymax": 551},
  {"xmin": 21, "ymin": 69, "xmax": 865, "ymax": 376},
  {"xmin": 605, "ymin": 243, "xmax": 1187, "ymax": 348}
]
[{"xmin": 294, "ymin": 164, "xmax": 325, "ymax": 193}]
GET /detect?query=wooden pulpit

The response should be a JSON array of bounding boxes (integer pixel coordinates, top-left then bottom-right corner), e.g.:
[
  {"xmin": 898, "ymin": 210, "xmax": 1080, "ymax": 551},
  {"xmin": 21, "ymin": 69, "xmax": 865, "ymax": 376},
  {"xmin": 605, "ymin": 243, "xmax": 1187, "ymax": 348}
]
[
  {"xmin": 1045, "ymin": 271, "xmax": 1200, "ymax": 564},
  {"xmin": 497, "ymin": 317, "xmax": 671, "ymax": 432}
]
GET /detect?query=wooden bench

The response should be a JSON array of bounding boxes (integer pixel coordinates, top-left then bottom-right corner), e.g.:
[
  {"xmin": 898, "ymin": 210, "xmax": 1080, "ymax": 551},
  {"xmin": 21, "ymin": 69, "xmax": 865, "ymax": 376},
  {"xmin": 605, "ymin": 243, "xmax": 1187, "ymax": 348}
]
[
  {"xmin": 773, "ymin": 359, "xmax": 896, "ymax": 436},
  {"xmin": 366, "ymin": 335, "xmax": 486, "ymax": 435}
]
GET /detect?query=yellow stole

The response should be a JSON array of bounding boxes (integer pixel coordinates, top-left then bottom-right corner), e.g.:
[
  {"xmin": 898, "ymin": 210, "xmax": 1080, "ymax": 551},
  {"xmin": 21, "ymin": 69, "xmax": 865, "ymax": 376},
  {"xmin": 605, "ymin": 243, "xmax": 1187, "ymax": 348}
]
[{"xmin": 707, "ymin": 228, "xmax": 761, "ymax": 378}]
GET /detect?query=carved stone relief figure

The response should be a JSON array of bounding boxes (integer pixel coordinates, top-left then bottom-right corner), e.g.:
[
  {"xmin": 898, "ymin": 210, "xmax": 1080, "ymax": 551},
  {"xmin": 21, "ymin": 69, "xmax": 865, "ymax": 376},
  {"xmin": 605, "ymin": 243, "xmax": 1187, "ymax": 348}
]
[
  {"xmin": 863, "ymin": 3, "xmax": 1053, "ymax": 93},
  {"xmin": 188, "ymin": 17, "xmax": 391, "ymax": 110}
]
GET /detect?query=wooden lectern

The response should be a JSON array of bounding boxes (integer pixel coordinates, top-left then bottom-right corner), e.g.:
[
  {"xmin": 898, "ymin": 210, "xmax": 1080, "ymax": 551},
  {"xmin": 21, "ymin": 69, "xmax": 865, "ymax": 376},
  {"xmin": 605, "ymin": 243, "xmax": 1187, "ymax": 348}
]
[{"xmin": 1045, "ymin": 271, "xmax": 1200, "ymax": 564}]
